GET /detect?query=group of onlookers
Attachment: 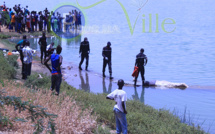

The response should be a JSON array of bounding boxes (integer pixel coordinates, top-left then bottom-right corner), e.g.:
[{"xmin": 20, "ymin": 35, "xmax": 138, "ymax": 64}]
[
  {"xmin": 0, "ymin": 2, "xmax": 82, "ymax": 33},
  {"xmin": 16, "ymin": 34, "xmax": 61, "ymax": 97},
  {"xmin": 63, "ymin": 10, "xmax": 82, "ymax": 32}
]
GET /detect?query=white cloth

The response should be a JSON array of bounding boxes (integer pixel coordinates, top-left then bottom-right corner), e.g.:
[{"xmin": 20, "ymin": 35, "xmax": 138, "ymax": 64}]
[
  {"xmin": 107, "ymin": 89, "xmax": 127, "ymax": 113},
  {"xmin": 46, "ymin": 44, "xmax": 50, "ymax": 51}
]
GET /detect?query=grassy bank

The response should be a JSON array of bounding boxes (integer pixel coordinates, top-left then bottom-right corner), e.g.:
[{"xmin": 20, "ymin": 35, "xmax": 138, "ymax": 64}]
[
  {"xmin": 0, "ymin": 81, "xmax": 97, "ymax": 133},
  {"xmin": 0, "ymin": 52, "xmax": 18, "ymax": 81},
  {"xmin": 25, "ymin": 73, "xmax": 207, "ymax": 134}
]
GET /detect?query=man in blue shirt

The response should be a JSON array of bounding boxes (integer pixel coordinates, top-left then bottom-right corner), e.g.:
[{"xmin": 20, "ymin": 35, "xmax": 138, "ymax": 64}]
[
  {"xmin": 9, "ymin": 8, "xmax": 13, "ymax": 20},
  {"xmin": 44, "ymin": 45, "xmax": 63, "ymax": 96}
]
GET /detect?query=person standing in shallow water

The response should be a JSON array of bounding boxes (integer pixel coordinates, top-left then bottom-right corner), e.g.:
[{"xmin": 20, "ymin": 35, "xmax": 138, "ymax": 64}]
[
  {"xmin": 44, "ymin": 45, "xmax": 63, "ymax": 96},
  {"xmin": 102, "ymin": 42, "xmax": 113, "ymax": 79},
  {"xmin": 134, "ymin": 48, "xmax": 148, "ymax": 86},
  {"xmin": 79, "ymin": 37, "xmax": 90, "ymax": 71},
  {"xmin": 38, "ymin": 32, "xmax": 47, "ymax": 64},
  {"xmin": 106, "ymin": 79, "xmax": 128, "ymax": 134}
]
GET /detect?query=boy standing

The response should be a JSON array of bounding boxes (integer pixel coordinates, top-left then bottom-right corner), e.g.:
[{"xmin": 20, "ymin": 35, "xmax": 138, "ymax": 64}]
[{"xmin": 106, "ymin": 79, "xmax": 128, "ymax": 134}]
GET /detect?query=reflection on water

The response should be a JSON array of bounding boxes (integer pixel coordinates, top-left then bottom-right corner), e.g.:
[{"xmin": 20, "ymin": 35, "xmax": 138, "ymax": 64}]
[
  {"xmin": 102, "ymin": 78, "xmax": 112, "ymax": 94},
  {"xmin": 79, "ymin": 70, "xmax": 90, "ymax": 92},
  {"xmin": 10, "ymin": 34, "xmax": 82, "ymax": 55},
  {"xmin": 132, "ymin": 86, "xmax": 145, "ymax": 103},
  {"xmin": 56, "ymin": 30, "xmax": 82, "ymax": 40}
]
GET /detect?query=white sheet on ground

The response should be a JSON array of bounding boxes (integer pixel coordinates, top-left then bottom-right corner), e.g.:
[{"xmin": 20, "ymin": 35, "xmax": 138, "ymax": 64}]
[{"xmin": 155, "ymin": 80, "xmax": 188, "ymax": 89}]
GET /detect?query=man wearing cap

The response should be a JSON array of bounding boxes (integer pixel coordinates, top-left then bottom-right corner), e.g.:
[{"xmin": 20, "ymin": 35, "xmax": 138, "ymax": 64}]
[
  {"xmin": 134, "ymin": 48, "xmax": 148, "ymax": 86},
  {"xmin": 79, "ymin": 37, "xmax": 90, "ymax": 71},
  {"xmin": 106, "ymin": 79, "xmax": 128, "ymax": 134},
  {"xmin": 102, "ymin": 42, "xmax": 113, "ymax": 79}
]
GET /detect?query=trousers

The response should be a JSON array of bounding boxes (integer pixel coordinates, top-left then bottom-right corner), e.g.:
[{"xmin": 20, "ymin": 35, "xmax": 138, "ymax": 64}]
[
  {"xmin": 51, "ymin": 74, "xmax": 62, "ymax": 94},
  {"xmin": 114, "ymin": 108, "xmax": 127, "ymax": 134},
  {"xmin": 79, "ymin": 54, "xmax": 89, "ymax": 68},
  {"xmin": 103, "ymin": 59, "xmax": 112, "ymax": 74}
]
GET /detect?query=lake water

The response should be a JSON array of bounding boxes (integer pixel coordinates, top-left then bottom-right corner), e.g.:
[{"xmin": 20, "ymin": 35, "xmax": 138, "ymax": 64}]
[{"xmin": 7, "ymin": 0, "xmax": 215, "ymax": 133}]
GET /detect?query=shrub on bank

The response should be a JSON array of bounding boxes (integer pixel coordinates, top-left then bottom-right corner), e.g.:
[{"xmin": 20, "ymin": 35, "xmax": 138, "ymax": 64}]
[
  {"xmin": 0, "ymin": 52, "xmax": 17, "ymax": 81},
  {"xmin": 0, "ymin": 34, "xmax": 11, "ymax": 39},
  {"xmin": 25, "ymin": 74, "xmax": 207, "ymax": 134},
  {"xmin": 0, "ymin": 81, "xmax": 97, "ymax": 133}
]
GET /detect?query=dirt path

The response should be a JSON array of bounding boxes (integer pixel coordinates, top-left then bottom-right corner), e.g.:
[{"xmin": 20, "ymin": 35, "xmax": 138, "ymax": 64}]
[
  {"xmin": 0, "ymin": 42, "xmax": 4, "ymax": 48},
  {"xmin": 15, "ymin": 55, "xmax": 51, "ymax": 83}
]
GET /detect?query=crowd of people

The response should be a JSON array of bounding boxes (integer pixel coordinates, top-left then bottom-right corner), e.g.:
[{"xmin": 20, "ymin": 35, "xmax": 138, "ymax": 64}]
[{"xmin": 0, "ymin": 2, "xmax": 82, "ymax": 33}]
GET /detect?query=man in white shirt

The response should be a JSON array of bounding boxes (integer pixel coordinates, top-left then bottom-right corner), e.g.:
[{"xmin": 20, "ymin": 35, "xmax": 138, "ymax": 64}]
[
  {"xmin": 22, "ymin": 41, "xmax": 33, "ymax": 79},
  {"xmin": 106, "ymin": 79, "xmax": 128, "ymax": 134}
]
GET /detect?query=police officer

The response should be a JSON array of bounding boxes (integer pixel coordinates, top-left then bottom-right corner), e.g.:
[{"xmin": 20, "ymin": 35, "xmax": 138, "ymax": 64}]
[
  {"xmin": 79, "ymin": 37, "xmax": 90, "ymax": 71},
  {"xmin": 102, "ymin": 42, "xmax": 113, "ymax": 79},
  {"xmin": 134, "ymin": 48, "xmax": 148, "ymax": 86}
]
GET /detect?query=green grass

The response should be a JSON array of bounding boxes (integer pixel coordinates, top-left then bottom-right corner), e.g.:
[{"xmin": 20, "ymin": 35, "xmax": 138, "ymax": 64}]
[
  {"xmin": 0, "ymin": 52, "xmax": 17, "ymax": 81},
  {"xmin": 0, "ymin": 38, "xmax": 18, "ymax": 52},
  {"xmin": 0, "ymin": 34, "xmax": 11, "ymax": 39},
  {"xmin": 93, "ymin": 125, "xmax": 112, "ymax": 134},
  {"xmin": 24, "ymin": 74, "xmax": 207, "ymax": 134}
]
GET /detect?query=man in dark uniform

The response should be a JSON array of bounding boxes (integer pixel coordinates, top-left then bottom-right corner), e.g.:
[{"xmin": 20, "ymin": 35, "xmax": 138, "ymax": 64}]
[
  {"xmin": 38, "ymin": 32, "xmax": 47, "ymax": 64},
  {"xmin": 79, "ymin": 37, "xmax": 90, "ymax": 70},
  {"xmin": 15, "ymin": 35, "xmax": 27, "ymax": 79},
  {"xmin": 102, "ymin": 42, "xmax": 113, "ymax": 79},
  {"xmin": 134, "ymin": 48, "xmax": 148, "ymax": 86}
]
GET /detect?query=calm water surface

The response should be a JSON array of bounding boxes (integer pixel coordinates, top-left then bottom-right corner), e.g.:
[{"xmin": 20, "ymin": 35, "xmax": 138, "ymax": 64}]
[{"xmin": 7, "ymin": 0, "xmax": 215, "ymax": 133}]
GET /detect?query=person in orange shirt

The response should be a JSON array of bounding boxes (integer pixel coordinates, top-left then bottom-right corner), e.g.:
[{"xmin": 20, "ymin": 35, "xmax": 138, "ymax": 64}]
[{"xmin": 10, "ymin": 13, "xmax": 15, "ymax": 32}]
